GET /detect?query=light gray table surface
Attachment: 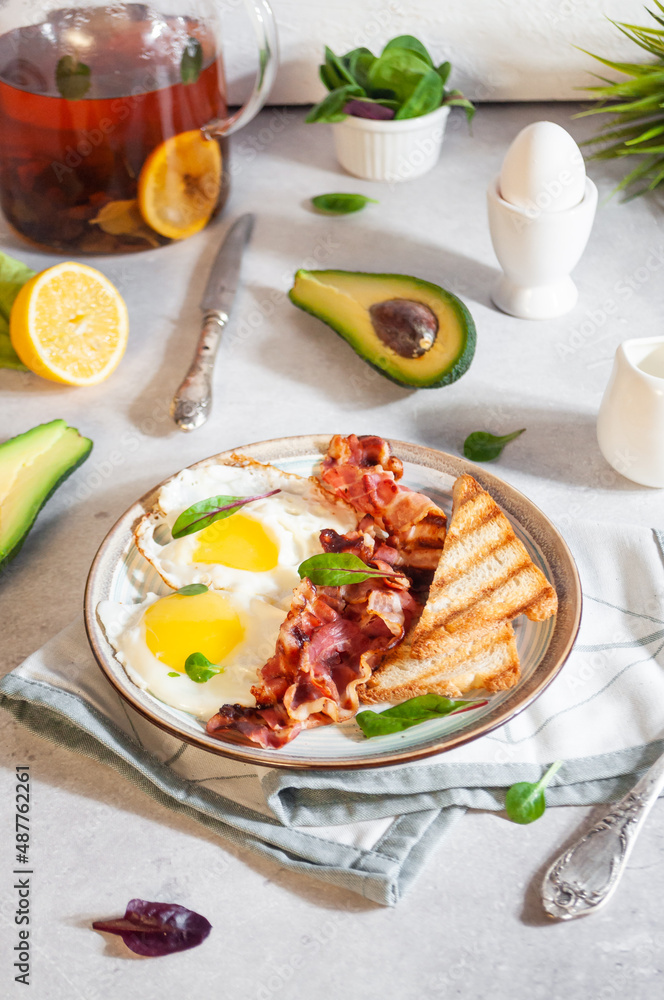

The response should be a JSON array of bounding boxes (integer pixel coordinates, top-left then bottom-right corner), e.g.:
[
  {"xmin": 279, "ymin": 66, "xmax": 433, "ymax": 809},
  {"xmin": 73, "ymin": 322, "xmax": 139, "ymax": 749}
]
[{"xmin": 1, "ymin": 104, "xmax": 663, "ymax": 999}]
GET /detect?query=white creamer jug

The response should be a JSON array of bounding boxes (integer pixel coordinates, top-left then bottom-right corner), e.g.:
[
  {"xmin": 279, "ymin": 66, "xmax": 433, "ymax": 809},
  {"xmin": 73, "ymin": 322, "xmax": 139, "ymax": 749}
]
[{"xmin": 597, "ymin": 336, "xmax": 664, "ymax": 487}]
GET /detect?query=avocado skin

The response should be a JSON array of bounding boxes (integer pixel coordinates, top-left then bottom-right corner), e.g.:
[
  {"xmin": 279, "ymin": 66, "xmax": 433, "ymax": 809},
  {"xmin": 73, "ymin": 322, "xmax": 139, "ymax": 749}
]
[
  {"xmin": 288, "ymin": 269, "xmax": 477, "ymax": 389},
  {"xmin": 0, "ymin": 420, "xmax": 93, "ymax": 572}
]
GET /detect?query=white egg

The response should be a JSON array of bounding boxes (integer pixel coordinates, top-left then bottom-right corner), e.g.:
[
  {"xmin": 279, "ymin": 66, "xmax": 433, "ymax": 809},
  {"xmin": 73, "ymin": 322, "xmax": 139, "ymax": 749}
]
[
  {"xmin": 134, "ymin": 459, "xmax": 358, "ymax": 608},
  {"xmin": 97, "ymin": 589, "xmax": 285, "ymax": 720},
  {"xmin": 499, "ymin": 121, "xmax": 586, "ymax": 214}
]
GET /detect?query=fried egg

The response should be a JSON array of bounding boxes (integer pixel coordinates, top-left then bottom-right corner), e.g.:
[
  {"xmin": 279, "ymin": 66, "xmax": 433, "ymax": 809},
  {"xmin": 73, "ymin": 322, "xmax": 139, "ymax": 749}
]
[
  {"xmin": 97, "ymin": 589, "xmax": 285, "ymax": 719},
  {"xmin": 134, "ymin": 458, "xmax": 358, "ymax": 607}
]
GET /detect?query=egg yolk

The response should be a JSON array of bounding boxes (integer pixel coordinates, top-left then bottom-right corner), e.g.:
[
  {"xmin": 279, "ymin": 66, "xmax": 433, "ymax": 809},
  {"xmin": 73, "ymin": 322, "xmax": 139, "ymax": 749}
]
[
  {"xmin": 192, "ymin": 513, "xmax": 279, "ymax": 572},
  {"xmin": 143, "ymin": 590, "xmax": 244, "ymax": 672}
]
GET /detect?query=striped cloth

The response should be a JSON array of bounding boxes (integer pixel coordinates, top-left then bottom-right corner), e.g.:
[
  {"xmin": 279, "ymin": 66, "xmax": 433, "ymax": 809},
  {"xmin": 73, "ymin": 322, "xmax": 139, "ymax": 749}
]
[{"xmin": 2, "ymin": 521, "xmax": 663, "ymax": 905}]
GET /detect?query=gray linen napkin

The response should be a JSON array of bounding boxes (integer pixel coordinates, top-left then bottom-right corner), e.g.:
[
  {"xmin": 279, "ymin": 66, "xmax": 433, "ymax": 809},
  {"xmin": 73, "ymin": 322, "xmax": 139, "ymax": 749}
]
[{"xmin": 2, "ymin": 521, "xmax": 664, "ymax": 906}]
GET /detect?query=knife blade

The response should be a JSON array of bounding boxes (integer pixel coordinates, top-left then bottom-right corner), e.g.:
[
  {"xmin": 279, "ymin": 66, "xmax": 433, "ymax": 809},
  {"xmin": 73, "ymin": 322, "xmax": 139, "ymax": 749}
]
[{"xmin": 171, "ymin": 213, "xmax": 255, "ymax": 431}]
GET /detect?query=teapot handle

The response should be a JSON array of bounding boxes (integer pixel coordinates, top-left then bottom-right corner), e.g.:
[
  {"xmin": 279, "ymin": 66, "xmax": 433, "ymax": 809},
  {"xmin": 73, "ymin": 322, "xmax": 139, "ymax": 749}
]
[{"xmin": 205, "ymin": 0, "xmax": 279, "ymax": 137}]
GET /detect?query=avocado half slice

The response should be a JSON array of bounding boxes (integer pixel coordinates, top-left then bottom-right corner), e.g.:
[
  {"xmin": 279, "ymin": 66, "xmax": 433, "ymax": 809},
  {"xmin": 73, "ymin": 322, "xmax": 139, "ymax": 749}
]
[
  {"xmin": 288, "ymin": 269, "xmax": 476, "ymax": 388},
  {"xmin": 0, "ymin": 419, "xmax": 92, "ymax": 571}
]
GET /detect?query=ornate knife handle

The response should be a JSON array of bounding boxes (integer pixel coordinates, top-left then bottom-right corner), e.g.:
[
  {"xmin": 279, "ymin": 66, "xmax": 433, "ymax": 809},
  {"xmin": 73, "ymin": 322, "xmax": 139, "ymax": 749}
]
[
  {"xmin": 171, "ymin": 312, "xmax": 227, "ymax": 432},
  {"xmin": 542, "ymin": 747, "xmax": 664, "ymax": 920}
]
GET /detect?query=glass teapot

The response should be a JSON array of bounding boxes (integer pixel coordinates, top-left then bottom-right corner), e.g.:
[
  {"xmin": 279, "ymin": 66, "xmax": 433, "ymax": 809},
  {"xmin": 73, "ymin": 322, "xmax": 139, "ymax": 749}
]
[{"xmin": 0, "ymin": 1, "xmax": 278, "ymax": 253}]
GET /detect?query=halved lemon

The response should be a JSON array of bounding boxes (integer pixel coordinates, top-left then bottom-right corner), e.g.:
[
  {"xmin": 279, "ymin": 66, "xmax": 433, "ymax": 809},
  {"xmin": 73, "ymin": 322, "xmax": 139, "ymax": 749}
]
[
  {"xmin": 10, "ymin": 262, "xmax": 129, "ymax": 386},
  {"xmin": 138, "ymin": 129, "xmax": 222, "ymax": 240}
]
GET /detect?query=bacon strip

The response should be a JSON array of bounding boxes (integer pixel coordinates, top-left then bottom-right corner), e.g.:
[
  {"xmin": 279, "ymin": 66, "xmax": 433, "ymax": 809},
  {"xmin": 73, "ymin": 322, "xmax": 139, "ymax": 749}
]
[
  {"xmin": 321, "ymin": 434, "xmax": 447, "ymax": 570},
  {"xmin": 205, "ymin": 435, "xmax": 441, "ymax": 750},
  {"xmin": 206, "ymin": 532, "xmax": 420, "ymax": 748}
]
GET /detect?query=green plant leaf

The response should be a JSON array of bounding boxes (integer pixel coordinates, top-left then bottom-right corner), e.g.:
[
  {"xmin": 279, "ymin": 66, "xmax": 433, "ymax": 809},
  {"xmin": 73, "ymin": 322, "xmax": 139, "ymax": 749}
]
[
  {"xmin": 175, "ymin": 584, "xmax": 209, "ymax": 596},
  {"xmin": 344, "ymin": 47, "xmax": 376, "ymax": 91},
  {"xmin": 356, "ymin": 693, "xmax": 488, "ymax": 737},
  {"xmin": 505, "ymin": 761, "xmax": 563, "ymax": 824},
  {"xmin": 324, "ymin": 46, "xmax": 357, "ymax": 88},
  {"xmin": 367, "ymin": 48, "xmax": 432, "ymax": 104},
  {"xmin": 167, "ymin": 672, "xmax": 180, "ymax": 677},
  {"xmin": 305, "ymin": 84, "xmax": 363, "ymax": 123},
  {"xmin": 55, "ymin": 55, "xmax": 90, "ymax": 100},
  {"xmin": 180, "ymin": 37, "xmax": 203, "ymax": 84},
  {"xmin": 578, "ymin": 5, "xmax": 664, "ymax": 194},
  {"xmin": 184, "ymin": 651, "xmax": 224, "ymax": 684},
  {"xmin": 297, "ymin": 552, "xmax": 400, "ymax": 586},
  {"xmin": 436, "ymin": 60, "xmax": 451, "ymax": 86},
  {"xmin": 444, "ymin": 90, "xmax": 476, "ymax": 123},
  {"xmin": 171, "ymin": 489, "xmax": 280, "ymax": 538},
  {"xmin": 311, "ymin": 193, "xmax": 378, "ymax": 214},
  {"xmin": 463, "ymin": 428, "xmax": 526, "ymax": 462},
  {"xmin": 394, "ymin": 68, "xmax": 443, "ymax": 118},
  {"xmin": 382, "ymin": 35, "xmax": 434, "ymax": 66}
]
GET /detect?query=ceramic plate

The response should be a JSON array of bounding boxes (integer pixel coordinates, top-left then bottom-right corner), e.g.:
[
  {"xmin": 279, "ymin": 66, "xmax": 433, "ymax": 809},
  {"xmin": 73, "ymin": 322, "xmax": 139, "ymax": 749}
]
[{"xmin": 84, "ymin": 435, "xmax": 581, "ymax": 770}]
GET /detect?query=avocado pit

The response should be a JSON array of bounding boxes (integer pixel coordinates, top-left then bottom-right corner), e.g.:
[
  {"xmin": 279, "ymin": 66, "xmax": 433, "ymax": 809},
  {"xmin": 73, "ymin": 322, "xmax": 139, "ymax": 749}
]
[{"xmin": 369, "ymin": 299, "xmax": 438, "ymax": 359}]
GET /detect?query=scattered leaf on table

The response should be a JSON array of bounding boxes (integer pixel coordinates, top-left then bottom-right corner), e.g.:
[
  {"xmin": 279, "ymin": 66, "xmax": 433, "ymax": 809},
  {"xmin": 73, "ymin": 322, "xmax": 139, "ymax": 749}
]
[
  {"xmin": 505, "ymin": 761, "xmax": 563, "ymax": 824},
  {"xmin": 92, "ymin": 899, "xmax": 211, "ymax": 956},
  {"xmin": 463, "ymin": 428, "xmax": 526, "ymax": 462},
  {"xmin": 311, "ymin": 193, "xmax": 378, "ymax": 214}
]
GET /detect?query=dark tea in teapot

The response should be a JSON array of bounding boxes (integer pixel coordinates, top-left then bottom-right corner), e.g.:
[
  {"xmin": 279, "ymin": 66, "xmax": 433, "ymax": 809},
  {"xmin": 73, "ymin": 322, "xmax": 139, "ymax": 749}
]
[{"xmin": 0, "ymin": 4, "xmax": 230, "ymax": 252}]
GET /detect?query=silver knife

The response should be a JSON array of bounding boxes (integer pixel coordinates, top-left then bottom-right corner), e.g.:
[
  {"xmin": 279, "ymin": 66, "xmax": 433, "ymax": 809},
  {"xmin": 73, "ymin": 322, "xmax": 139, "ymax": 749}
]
[{"xmin": 171, "ymin": 213, "xmax": 255, "ymax": 431}]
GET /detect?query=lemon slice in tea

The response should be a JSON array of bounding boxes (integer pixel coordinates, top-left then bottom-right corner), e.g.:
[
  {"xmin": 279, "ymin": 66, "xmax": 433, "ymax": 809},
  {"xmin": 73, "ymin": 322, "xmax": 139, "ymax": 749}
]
[
  {"xmin": 10, "ymin": 262, "xmax": 129, "ymax": 386},
  {"xmin": 138, "ymin": 129, "xmax": 222, "ymax": 240}
]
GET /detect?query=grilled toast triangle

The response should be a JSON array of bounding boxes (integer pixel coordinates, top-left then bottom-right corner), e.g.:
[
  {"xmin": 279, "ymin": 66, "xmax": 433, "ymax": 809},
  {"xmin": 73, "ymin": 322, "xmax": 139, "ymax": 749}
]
[
  {"xmin": 360, "ymin": 621, "xmax": 519, "ymax": 703},
  {"xmin": 410, "ymin": 474, "xmax": 557, "ymax": 658}
]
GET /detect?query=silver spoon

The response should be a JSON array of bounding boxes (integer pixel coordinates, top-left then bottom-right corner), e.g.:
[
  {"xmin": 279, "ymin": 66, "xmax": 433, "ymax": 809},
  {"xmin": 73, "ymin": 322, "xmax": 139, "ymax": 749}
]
[{"xmin": 542, "ymin": 745, "xmax": 664, "ymax": 919}]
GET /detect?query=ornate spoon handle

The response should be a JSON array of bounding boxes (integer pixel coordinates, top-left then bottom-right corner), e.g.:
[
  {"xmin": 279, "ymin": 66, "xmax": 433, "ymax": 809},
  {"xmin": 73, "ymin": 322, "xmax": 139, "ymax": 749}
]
[{"xmin": 542, "ymin": 747, "xmax": 664, "ymax": 920}]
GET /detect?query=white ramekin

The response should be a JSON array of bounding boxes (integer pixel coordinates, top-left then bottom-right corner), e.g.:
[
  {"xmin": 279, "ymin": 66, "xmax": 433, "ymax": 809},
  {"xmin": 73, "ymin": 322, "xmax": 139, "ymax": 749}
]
[{"xmin": 331, "ymin": 105, "xmax": 450, "ymax": 183}]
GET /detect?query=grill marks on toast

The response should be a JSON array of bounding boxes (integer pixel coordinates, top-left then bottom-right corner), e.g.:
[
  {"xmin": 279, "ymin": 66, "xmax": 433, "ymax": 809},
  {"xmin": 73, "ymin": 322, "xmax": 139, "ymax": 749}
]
[
  {"xmin": 410, "ymin": 475, "xmax": 557, "ymax": 659},
  {"xmin": 360, "ymin": 621, "xmax": 520, "ymax": 703}
]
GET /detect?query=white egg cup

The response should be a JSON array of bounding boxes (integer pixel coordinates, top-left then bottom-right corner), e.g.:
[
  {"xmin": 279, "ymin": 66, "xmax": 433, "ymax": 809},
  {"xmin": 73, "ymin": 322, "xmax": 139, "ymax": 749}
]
[
  {"xmin": 486, "ymin": 176, "xmax": 598, "ymax": 320},
  {"xmin": 597, "ymin": 336, "xmax": 664, "ymax": 488}
]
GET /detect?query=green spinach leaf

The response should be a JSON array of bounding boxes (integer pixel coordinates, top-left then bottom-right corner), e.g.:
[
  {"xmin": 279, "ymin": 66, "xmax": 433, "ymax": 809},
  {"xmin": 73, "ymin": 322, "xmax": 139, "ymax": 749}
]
[
  {"xmin": 324, "ymin": 46, "xmax": 357, "ymax": 88},
  {"xmin": 367, "ymin": 48, "xmax": 431, "ymax": 104},
  {"xmin": 184, "ymin": 652, "xmax": 224, "ymax": 684},
  {"xmin": 175, "ymin": 584, "xmax": 209, "ymax": 596},
  {"xmin": 395, "ymin": 68, "xmax": 443, "ymax": 119},
  {"xmin": 382, "ymin": 35, "xmax": 434, "ymax": 66},
  {"xmin": 180, "ymin": 37, "xmax": 203, "ymax": 85},
  {"xmin": 356, "ymin": 693, "xmax": 488, "ymax": 737},
  {"xmin": 463, "ymin": 428, "xmax": 526, "ymax": 462},
  {"xmin": 444, "ymin": 89, "xmax": 476, "ymax": 124},
  {"xmin": 311, "ymin": 193, "xmax": 378, "ymax": 214},
  {"xmin": 298, "ymin": 552, "xmax": 399, "ymax": 587},
  {"xmin": 505, "ymin": 761, "xmax": 563, "ymax": 824},
  {"xmin": 171, "ymin": 489, "xmax": 280, "ymax": 539},
  {"xmin": 305, "ymin": 84, "xmax": 363, "ymax": 123},
  {"xmin": 55, "ymin": 55, "xmax": 91, "ymax": 100},
  {"xmin": 344, "ymin": 47, "xmax": 376, "ymax": 91},
  {"xmin": 436, "ymin": 60, "xmax": 452, "ymax": 87}
]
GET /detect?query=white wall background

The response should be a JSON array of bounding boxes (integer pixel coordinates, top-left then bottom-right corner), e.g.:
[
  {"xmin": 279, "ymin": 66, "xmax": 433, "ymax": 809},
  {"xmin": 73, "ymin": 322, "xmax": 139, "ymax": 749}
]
[{"xmin": 226, "ymin": 0, "xmax": 655, "ymax": 105}]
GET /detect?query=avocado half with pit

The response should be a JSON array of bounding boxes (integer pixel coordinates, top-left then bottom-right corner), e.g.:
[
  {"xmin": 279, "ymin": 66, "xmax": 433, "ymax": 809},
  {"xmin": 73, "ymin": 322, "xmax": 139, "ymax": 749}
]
[{"xmin": 288, "ymin": 269, "xmax": 476, "ymax": 388}]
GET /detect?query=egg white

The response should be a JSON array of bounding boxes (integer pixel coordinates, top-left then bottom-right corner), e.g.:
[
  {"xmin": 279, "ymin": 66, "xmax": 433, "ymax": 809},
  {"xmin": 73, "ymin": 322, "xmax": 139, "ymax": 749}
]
[
  {"xmin": 134, "ymin": 458, "xmax": 358, "ymax": 608},
  {"xmin": 97, "ymin": 592, "xmax": 285, "ymax": 720}
]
